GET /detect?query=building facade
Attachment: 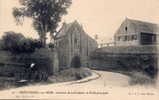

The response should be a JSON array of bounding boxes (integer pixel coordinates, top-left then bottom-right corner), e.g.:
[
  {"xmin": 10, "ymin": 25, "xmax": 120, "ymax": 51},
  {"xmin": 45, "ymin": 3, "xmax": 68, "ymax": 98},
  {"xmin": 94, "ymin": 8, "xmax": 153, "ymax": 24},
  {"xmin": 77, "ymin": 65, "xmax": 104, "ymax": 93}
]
[
  {"xmin": 55, "ymin": 21, "xmax": 98, "ymax": 69},
  {"xmin": 114, "ymin": 18, "xmax": 159, "ymax": 46}
]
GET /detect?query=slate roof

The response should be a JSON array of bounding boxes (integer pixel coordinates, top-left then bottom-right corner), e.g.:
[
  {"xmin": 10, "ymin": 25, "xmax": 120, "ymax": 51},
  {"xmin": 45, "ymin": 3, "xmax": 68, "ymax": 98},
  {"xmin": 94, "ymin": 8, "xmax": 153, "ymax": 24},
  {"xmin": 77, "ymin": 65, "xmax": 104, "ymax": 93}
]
[
  {"xmin": 128, "ymin": 18, "xmax": 159, "ymax": 33},
  {"xmin": 115, "ymin": 18, "xmax": 159, "ymax": 35}
]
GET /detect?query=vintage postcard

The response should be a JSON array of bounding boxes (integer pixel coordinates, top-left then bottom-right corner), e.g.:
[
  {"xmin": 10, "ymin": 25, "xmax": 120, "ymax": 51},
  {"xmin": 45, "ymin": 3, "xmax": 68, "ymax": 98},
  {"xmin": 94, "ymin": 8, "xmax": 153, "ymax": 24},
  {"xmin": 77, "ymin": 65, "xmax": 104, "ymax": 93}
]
[{"xmin": 0, "ymin": 0, "xmax": 159, "ymax": 100}]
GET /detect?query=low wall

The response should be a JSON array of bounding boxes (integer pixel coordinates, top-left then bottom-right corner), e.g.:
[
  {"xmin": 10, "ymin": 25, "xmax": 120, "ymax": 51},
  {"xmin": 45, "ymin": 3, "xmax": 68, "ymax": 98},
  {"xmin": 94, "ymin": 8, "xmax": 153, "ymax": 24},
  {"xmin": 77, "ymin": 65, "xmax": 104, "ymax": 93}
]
[{"xmin": 90, "ymin": 45, "xmax": 158, "ymax": 78}]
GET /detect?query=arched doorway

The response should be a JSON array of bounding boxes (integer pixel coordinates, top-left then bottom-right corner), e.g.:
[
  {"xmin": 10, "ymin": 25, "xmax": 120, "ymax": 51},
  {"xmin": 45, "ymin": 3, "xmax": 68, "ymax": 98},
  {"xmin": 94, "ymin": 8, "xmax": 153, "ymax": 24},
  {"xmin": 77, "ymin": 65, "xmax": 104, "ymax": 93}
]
[{"xmin": 70, "ymin": 56, "xmax": 81, "ymax": 68}]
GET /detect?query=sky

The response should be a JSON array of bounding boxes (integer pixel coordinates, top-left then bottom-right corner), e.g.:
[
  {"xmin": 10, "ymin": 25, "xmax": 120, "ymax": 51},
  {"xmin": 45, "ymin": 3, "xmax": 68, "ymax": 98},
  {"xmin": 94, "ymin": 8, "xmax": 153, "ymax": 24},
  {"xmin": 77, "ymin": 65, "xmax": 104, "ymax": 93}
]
[{"xmin": 1, "ymin": 0, "xmax": 159, "ymax": 43}]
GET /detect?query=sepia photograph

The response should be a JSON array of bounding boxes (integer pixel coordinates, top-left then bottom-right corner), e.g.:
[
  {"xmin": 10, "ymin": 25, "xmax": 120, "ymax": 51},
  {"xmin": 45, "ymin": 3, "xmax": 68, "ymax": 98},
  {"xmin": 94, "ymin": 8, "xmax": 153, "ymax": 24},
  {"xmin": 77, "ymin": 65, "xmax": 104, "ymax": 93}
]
[{"xmin": 0, "ymin": 0, "xmax": 159, "ymax": 100}]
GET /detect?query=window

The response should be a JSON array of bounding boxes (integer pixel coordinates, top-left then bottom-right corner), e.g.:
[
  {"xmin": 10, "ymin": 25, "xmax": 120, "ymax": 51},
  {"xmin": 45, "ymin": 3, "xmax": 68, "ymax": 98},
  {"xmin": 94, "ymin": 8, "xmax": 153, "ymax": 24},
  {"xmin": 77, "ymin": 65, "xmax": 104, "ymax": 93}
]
[
  {"xmin": 152, "ymin": 35, "xmax": 156, "ymax": 42},
  {"xmin": 127, "ymin": 35, "xmax": 131, "ymax": 41},
  {"xmin": 140, "ymin": 33, "xmax": 154, "ymax": 45},
  {"xmin": 132, "ymin": 35, "xmax": 137, "ymax": 40},
  {"xmin": 117, "ymin": 35, "xmax": 137, "ymax": 41},
  {"xmin": 117, "ymin": 36, "xmax": 121, "ymax": 41},
  {"xmin": 123, "ymin": 36, "xmax": 127, "ymax": 41}
]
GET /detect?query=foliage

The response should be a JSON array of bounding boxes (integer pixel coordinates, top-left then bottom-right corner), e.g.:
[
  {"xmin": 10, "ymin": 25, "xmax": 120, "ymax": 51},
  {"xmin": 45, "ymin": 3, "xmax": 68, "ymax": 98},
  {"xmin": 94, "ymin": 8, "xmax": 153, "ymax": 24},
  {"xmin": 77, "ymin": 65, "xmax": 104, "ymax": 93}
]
[
  {"xmin": 1, "ymin": 31, "xmax": 25, "ymax": 52},
  {"xmin": 13, "ymin": 0, "xmax": 72, "ymax": 46},
  {"xmin": 1, "ymin": 31, "xmax": 42, "ymax": 53},
  {"xmin": 15, "ymin": 49, "xmax": 53, "ymax": 81},
  {"xmin": 90, "ymin": 52, "xmax": 158, "ymax": 79},
  {"xmin": 128, "ymin": 71, "xmax": 155, "ymax": 85},
  {"xmin": 48, "ymin": 43, "xmax": 54, "ymax": 48}
]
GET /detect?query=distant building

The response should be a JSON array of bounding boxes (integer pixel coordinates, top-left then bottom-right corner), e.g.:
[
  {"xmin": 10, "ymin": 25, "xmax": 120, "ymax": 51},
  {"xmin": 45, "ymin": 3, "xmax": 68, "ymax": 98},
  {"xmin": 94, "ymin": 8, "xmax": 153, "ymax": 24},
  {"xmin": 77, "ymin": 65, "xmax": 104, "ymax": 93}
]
[
  {"xmin": 55, "ymin": 21, "xmax": 98, "ymax": 69},
  {"xmin": 114, "ymin": 18, "xmax": 159, "ymax": 46}
]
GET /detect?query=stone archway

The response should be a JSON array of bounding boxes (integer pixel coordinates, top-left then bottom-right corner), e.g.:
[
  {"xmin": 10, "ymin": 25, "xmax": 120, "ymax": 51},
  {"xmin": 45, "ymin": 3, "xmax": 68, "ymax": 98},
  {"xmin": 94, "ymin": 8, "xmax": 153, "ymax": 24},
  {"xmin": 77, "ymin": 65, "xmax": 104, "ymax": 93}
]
[{"xmin": 70, "ymin": 56, "xmax": 81, "ymax": 68}]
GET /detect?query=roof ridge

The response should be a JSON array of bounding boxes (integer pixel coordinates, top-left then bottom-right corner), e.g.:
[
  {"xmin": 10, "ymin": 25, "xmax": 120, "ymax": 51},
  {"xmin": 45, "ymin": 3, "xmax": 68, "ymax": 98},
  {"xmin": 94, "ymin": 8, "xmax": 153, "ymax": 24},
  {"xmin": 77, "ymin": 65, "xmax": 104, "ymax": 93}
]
[{"xmin": 127, "ymin": 18, "xmax": 158, "ymax": 26}]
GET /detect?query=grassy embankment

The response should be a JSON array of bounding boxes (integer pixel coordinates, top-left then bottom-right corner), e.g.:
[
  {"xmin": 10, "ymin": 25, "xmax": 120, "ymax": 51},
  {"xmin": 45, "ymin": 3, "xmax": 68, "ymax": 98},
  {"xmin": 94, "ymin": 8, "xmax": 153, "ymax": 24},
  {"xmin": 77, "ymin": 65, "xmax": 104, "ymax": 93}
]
[{"xmin": 90, "ymin": 45, "xmax": 158, "ymax": 85}]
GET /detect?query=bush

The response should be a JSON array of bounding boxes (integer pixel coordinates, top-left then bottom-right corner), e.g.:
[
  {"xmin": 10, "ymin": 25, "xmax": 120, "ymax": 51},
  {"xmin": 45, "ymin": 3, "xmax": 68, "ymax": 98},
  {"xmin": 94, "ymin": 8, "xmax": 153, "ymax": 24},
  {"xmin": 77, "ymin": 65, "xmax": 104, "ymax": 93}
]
[
  {"xmin": 12, "ymin": 48, "xmax": 54, "ymax": 81},
  {"xmin": 1, "ymin": 31, "xmax": 42, "ymax": 53},
  {"xmin": 129, "ymin": 71, "xmax": 155, "ymax": 85},
  {"xmin": 32, "ymin": 39, "xmax": 43, "ymax": 49},
  {"xmin": 1, "ymin": 31, "xmax": 25, "ymax": 51},
  {"xmin": 17, "ymin": 38, "xmax": 35, "ymax": 53},
  {"xmin": 48, "ymin": 43, "xmax": 54, "ymax": 48}
]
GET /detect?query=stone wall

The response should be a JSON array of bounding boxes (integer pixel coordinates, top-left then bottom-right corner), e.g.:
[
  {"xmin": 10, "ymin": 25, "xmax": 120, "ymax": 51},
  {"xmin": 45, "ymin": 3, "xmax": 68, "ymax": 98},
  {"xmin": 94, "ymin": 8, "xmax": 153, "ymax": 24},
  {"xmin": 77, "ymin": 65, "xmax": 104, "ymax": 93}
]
[{"xmin": 90, "ymin": 45, "xmax": 158, "ymax": 78}]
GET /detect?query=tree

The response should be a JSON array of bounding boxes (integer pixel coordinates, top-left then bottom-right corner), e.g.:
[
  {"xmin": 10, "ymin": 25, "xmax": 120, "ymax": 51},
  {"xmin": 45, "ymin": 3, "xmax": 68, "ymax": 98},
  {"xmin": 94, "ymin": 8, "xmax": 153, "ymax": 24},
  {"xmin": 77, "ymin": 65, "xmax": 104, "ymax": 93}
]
[{"xmin": 13, "ymin": 0, "xmax": 72, "ymax": 47}]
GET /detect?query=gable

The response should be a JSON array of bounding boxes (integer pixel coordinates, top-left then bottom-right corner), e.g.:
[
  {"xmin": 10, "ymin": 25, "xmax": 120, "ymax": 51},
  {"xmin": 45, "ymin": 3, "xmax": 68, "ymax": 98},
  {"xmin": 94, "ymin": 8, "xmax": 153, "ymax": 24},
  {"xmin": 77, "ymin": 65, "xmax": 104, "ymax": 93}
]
[
  {"xmin": 115, "ymin": 18, "xmax": 136, "ymax": 35},
  {"xmin": 55, "ymin": 23, "xmax": 73, "ymax": 39},
  {"xmin": 56, "ymin": 20, "xmax": 83, "ymax": 39}
]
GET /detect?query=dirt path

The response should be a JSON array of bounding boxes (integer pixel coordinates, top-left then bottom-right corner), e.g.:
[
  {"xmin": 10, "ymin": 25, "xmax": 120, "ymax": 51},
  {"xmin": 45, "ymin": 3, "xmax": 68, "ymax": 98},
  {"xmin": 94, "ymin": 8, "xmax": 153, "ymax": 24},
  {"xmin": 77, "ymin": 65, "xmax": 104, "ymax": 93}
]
[{"xmin": 0, "ymin": 70, "xmax": 158, "ymax": 100}]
